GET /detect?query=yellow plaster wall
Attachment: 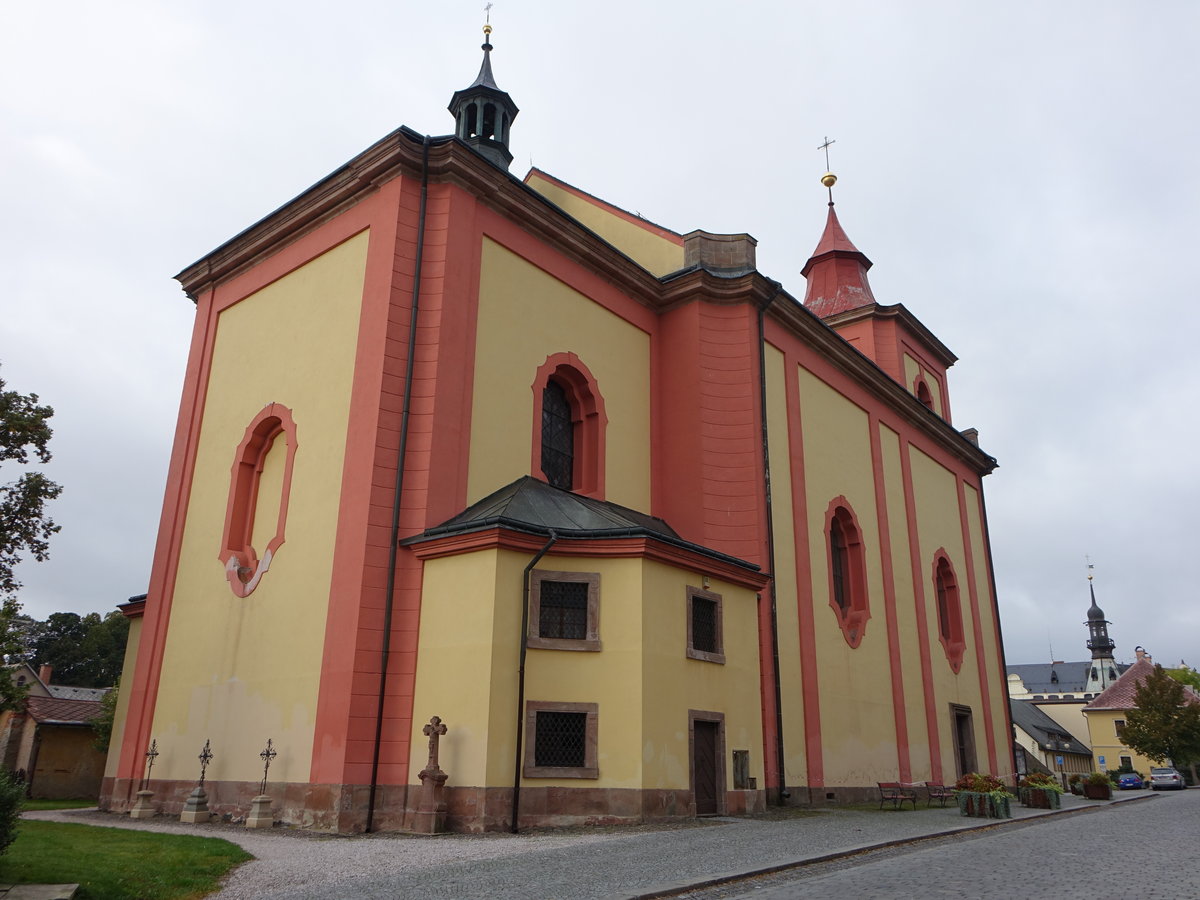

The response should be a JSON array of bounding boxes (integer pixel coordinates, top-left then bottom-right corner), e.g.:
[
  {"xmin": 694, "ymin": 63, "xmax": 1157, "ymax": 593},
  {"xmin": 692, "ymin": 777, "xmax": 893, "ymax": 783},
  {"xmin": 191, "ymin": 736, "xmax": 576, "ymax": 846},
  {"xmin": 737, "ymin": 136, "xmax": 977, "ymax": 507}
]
[
  {"xmin": 409, "ymin": 550, "xmax": 762, "ymax": 792},
  {"xmin": 878, "ymin": 424, "xmax": 931, "ymax": 778},
  {"xmin": 762, "ymin": 344, "xmax": 806, "ymax": 785},
  {"xmin": 104, "ymin": 616, "xmax": 143, "ymax": 779},
  {"xmin": 150, "ymin": 232, "xmax": 368, "ymax": 785},
  {"xmin": 908, "ymin": 446, "xmax": 982, "ymax": 777},
  {"xmin": 795, "ymin": 367, "xmax": 898, "ymax": 784},
  {"xmin": 468, "ymin": 238, "xmax": 651, "ymax": 511},
  {"xmin": 525, "ymin": 173, "xmax": 684, "ymax": 277},
  {"xmin": 640, "ymin": 562, "xmax": 764, "ymax": 792},
  {"xmin": 407, "ymin": 551, "xmax": 506, "ymax": 785},
  {"xmin": 962, "ymin": 482, "xmax": 1008, "ymax": 765}
]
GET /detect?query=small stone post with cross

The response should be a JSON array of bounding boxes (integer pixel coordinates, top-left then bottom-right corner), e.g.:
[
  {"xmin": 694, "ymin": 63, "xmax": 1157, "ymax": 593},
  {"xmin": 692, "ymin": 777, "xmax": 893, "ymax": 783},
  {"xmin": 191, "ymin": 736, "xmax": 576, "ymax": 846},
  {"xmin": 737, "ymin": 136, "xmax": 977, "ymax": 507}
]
[
  {"xmin": 129, "ymin": 738, "xmax": 160, "ymax": 819},
  {"xmin": 411, "ymin": 715, "xmax": 449, "ymax": 833}
]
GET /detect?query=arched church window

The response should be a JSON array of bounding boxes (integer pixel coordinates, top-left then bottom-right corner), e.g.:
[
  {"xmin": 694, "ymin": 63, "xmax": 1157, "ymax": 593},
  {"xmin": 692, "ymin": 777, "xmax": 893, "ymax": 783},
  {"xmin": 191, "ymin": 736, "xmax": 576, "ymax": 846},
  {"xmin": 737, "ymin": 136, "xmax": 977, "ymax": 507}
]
[
  {"xmin": 531, "ymin": 354, "xmax": 607, "ymax": 498},
  {"xmin": 825, "ymin": 498, "xmax": 869, "ymax": 647},
  {"xmin": 541, "ymin": 380, "xmax": 573, "ymax": 490},
  {"xmin": 916, "ymin": 379, "xmax": 934, "ymax": 410},
  {"xmin": 1109, "ymin": 666, "xmax": 1117, "ymax": 681},
  {"xmin": 934, "ymin": 552, "xmax": 965, "ymax": 672},
  {"xmin": 219, "ymin": 403, "xmax": 298, "ymax": 598}
]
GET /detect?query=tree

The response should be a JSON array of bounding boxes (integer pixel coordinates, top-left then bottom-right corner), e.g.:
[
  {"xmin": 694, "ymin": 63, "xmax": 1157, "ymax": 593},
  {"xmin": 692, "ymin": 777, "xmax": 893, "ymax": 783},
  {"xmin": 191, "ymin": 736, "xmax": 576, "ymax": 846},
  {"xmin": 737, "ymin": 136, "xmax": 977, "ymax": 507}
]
[
  {"xmin": 1165, "ymin": 666, "xmax": 1200, "ymax": 693},
  {"xmin": 0, "ymin": 365, "xmax": 62, "ymax": 712},
  {"xmin": 90, "ymin": 678, "xmax": 119, "ymax": 753},
  {"xmin": 1123, "ymin": 664, "xmax": 1200, "ymax": 782},
  {"xmin": 22, "ymin": 610, "xmax": 129, "ymax": 688}
]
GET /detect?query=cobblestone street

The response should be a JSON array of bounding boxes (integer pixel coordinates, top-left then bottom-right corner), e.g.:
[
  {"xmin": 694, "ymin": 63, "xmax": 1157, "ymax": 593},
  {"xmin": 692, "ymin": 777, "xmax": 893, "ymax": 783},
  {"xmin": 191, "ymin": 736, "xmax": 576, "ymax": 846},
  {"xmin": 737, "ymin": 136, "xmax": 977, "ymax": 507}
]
[{"xmin": 684, "ymin": 790, "xmax": 1197, "ymax": 900}]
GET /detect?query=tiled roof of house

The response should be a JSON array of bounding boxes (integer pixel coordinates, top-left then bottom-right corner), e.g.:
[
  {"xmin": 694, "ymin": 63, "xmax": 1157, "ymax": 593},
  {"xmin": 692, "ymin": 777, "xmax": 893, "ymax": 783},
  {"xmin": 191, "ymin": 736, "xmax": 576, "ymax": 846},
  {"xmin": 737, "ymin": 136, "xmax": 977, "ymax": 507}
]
[
  {"xmin": 1084, "ymin": 658, "xmax": 1200, "ymax": 711},
  {"xmin": 26, "ymin": 695, "xmax": 103, "ymax": 725}
]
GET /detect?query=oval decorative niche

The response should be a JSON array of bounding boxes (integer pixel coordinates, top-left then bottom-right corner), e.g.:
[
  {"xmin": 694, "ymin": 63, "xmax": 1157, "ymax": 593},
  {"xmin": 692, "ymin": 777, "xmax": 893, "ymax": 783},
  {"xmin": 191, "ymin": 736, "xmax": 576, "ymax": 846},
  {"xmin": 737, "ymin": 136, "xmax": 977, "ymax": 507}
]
[{"xmin": 218, "ymin": 403, "xmax": 298, "ymax": 597}]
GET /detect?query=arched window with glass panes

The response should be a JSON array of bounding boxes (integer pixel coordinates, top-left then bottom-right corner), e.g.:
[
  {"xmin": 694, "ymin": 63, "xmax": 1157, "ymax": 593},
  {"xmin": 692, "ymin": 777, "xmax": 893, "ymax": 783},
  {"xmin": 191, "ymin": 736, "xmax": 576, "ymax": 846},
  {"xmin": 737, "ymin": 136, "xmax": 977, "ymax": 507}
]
[{"xmin": 531, "ymin": 354, "xmax": 607, "ymax": 497}]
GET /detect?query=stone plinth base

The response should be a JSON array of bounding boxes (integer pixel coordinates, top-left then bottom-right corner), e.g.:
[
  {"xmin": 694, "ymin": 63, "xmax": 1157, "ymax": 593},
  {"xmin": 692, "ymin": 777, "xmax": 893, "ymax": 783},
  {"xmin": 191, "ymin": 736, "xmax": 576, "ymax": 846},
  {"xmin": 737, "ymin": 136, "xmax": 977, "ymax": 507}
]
[
  {"xmin": 129, "ymin": 790, "xmax": 157, "ymax": 819},
  {"xmin": 180, "ymin": 785, "xmax": 210, "ymax": 823},
  {"xmin": 410, "ymin": 767, "xmax": 448, "ymax": 834},
  {"xmin": 245, "ymin": 794, "xmax": 274, "ymax": 828}
]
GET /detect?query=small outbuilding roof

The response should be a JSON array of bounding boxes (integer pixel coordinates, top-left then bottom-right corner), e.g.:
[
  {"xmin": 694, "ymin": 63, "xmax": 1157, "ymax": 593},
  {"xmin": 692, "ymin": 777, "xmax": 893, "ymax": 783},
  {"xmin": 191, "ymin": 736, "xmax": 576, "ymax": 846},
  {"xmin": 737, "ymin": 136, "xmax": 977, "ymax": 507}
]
[
  {"xmin": 26, "ymin": 695, "xmax": 103, "ymax": 726},
  {"xmin": 1009, "ymin": 699, "xmax": 1090, "ymax": 753}
]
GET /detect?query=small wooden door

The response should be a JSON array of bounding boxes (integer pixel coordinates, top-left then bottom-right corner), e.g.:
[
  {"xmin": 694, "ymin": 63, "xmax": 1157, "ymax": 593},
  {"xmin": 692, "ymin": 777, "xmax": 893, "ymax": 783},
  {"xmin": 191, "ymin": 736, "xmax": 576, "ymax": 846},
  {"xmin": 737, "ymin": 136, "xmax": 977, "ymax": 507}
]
[{"xmin": 693, "ymin": 720, "xmax": 719, "ymax": 815}]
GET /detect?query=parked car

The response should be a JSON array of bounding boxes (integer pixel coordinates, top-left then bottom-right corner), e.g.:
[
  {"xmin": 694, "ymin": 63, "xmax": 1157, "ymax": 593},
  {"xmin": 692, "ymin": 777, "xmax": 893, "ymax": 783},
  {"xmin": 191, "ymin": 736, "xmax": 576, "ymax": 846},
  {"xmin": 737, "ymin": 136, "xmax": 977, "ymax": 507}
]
[
  {"xmin": 1149, "ymin": 767, "xmax": 1186, "ymax": 790},
  {"xmin": 1117, "ymin": 773, "xmax": 1144, "ymax": 790}
]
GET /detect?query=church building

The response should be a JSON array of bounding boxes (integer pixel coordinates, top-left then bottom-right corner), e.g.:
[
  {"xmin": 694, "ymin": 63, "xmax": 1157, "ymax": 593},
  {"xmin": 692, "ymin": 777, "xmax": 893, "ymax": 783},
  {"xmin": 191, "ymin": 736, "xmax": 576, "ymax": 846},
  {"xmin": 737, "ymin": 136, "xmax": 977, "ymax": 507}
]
[{"xmin": 102, "ymin": 26, "xmax": 1012, "ymax": 832}]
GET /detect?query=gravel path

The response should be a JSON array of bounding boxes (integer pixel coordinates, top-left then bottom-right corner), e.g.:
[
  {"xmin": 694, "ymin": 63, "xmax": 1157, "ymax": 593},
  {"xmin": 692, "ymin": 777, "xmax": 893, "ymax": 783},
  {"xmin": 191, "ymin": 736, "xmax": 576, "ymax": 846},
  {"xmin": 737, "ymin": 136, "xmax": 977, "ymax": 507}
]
[{"xmin": 23, "ymin": 792, "xmax": 1152, "ymax": 899}]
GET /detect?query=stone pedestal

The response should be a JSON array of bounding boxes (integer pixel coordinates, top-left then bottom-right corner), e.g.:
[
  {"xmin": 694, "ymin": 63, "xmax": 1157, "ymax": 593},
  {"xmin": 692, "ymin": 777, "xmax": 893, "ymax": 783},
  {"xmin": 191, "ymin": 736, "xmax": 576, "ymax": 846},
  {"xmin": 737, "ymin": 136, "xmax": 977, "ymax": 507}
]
[
  {"xmin": 179, "ymin": 785, "xmax": 211, "ymax": 823},
  {"xmin": 129, "ymin": 790, "xmax": 157, "ymax": 819},
  {"xmin": 245, "ymin": 794, "xmax": 274, "ymax": 829},
  {"xmin": 410, "ymin": 765, "xmax": 448, "ymax": 834}
]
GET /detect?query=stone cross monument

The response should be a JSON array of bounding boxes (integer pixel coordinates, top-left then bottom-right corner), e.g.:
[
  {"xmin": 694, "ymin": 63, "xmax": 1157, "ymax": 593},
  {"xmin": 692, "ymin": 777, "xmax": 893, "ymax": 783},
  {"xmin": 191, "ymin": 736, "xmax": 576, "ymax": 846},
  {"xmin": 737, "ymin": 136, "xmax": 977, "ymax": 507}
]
[{"xmin": 411, "ymin": 716, "xmax": 449, "ymax": 833}]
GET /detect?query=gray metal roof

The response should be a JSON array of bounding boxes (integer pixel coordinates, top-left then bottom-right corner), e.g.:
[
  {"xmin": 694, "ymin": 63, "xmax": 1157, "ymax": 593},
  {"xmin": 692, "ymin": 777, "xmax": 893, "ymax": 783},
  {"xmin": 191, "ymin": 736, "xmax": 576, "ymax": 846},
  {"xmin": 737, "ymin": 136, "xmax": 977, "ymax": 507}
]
[
  {"xmin": 1007, "ymin": 660, "xmax": 1129, "ymax": 695},
  {"xmin": 1009, "ymin": 699, "xmax": 1090, "ymax": 753},
  {"xmin": 408, "ymin": 476, "xmax": 761, "ymax": 573}
]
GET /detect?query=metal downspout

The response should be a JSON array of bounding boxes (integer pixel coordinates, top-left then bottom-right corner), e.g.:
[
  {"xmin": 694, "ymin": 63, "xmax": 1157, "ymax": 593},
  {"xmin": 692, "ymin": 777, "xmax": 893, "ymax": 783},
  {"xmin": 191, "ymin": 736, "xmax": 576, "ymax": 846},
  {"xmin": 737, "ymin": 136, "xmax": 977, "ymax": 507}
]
[
  {"xmin": 511, "ymin": 530, "xmax": 558, "ymax": 833},
  {"xmin": 366, "ymin": 134, "xmax": 431, "ymax": 833},
  {"xmin": 757, "ymin": 290, "xmax": 788, "ymax": 802}
]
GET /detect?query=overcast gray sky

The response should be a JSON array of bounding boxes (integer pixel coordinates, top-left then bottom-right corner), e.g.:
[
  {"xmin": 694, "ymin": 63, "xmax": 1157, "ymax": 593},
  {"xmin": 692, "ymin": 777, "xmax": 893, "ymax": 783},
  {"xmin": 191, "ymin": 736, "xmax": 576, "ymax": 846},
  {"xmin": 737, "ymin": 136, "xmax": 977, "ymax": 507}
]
[{"xmin": 2, "ymin": 1, "xmax": 1197, "ymax": 670}]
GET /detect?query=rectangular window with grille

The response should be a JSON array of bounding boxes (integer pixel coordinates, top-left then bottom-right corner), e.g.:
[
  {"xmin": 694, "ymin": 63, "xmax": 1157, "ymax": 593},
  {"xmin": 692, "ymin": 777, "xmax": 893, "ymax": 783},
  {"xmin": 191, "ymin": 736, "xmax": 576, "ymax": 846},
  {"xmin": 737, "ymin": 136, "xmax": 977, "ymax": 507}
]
[
  {"xmin": 528, "ymin": 571, "xmax": 600, "ymax": 651},
  {"xmin": 534, "ymin": 712, "xmax": 586, "ymax": 768},
  {"xmin": 539, "ymin": 580, "xmax": 588, "ymax": 640},
  {"xmin": 686, "ymin": 586, "xmax": 725, "ymax": 664},
  {"xmin": 524, "ymin": 701, "xmax": 598, "ymax": 778}
]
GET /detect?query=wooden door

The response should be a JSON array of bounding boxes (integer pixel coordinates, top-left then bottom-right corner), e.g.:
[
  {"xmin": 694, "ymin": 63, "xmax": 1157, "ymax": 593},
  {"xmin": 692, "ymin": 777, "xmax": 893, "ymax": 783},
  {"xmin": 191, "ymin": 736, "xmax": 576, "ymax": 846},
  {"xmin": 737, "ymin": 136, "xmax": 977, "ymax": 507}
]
[{"xmin": 693, "ymin": 720, "xmax": 719, "ymax": 816}]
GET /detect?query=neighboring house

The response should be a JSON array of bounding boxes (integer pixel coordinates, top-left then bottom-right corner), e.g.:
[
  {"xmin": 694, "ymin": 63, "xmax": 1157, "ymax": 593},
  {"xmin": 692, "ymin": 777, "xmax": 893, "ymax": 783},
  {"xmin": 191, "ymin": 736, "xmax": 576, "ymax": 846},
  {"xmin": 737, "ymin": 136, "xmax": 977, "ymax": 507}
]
[
  {"xmin": 1010, "ymin": 698, "xmax": 1091, "ymax": 783},
  {"xmin": 1083, "ymin": 649, "xmax": 1200, "ymax": 774},
  {"xmin": 103, "ymin": 26, "xmax": 1012, "ymax": 832},
  {"xmin": 0, "ymin": 664, "xmax": 108, "ymax": 799}
]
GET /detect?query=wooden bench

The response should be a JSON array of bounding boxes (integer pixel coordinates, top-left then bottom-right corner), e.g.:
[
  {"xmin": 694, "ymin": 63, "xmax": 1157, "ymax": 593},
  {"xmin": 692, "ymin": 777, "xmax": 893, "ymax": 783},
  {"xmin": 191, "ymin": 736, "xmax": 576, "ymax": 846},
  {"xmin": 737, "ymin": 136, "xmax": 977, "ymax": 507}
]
[
  {"xmin": 925, "ymin": 782, "xmax": 955, "ymax": 807},
  {"xmin": 877, "ymin": 782, "xmax": 918, "ymax": 810}
]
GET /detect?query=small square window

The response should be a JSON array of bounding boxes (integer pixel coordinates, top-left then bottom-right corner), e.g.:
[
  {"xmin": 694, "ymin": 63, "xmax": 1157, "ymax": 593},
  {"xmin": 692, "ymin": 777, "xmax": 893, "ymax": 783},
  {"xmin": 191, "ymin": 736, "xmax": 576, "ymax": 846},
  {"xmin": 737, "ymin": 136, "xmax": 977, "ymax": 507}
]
[
  {"xmin": 528, "ymin": 570, "xmax": 600, "ymax": 652},
  {"xmin": 1115, "ymin": 719, "xmax": 1126, "ymax": 738},
  {"xmin": 686, "ymin": 586, "xmax": 725, "ymax": 664},
  {"xmin": 523, "ymin": 701, "xmax": 598, "ymax": 779}
]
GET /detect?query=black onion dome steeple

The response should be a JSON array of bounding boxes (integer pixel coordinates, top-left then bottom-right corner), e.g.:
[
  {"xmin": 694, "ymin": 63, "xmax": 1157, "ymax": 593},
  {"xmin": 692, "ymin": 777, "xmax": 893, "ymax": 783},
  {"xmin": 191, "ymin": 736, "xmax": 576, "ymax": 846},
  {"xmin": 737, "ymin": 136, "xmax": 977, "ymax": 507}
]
[
  {"xmin": 448, "ymin": 23, "xmax": 519, "ymax": 171},
  {"xmin": 1085, "ymin": 581, "xmax": 1115, "ymax": 659}
]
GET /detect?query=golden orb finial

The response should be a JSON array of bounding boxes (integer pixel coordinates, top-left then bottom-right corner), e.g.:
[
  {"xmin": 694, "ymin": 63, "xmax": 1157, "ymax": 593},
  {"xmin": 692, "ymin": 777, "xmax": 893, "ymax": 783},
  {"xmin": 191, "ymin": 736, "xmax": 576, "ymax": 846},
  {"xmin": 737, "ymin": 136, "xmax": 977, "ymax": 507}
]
[
  {"xmin": 821, "ymin": 172, "xmax": 837, "ymax": 188},
  {"xmin": 483, "ymin": 23, "xmax": 493, "ymax": 35}
]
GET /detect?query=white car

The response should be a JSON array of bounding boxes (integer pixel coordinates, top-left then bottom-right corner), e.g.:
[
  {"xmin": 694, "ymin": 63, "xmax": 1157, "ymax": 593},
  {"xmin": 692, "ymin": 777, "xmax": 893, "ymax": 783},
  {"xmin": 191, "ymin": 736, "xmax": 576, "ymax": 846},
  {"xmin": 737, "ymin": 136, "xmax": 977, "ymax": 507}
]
[{"xmin": 1149, "ymin": 767, "xmax": 1187, "ymax": 790}]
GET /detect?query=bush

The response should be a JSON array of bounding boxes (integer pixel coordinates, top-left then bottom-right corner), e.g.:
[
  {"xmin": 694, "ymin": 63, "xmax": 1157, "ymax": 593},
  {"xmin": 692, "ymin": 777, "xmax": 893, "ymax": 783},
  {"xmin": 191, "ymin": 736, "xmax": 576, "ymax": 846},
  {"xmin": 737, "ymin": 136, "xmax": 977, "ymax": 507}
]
[
  {"xmin": 1067, "ymin": 773, "xmax": 1083, "ymax": 786},
  {"xmin": 954, "ymin": 772, "xmax": 1009, "ymax": 794},
  {"xmin": 1085, "ymin": 771, "xmax": 1111, "ymax": 786},
  {"xmin": 0, "ymin": 770, "xmax": 25, "ymax": 856},
  {"xmin": 1019, "ymin": 773, "xmax": 1064, "ymax": 792}
]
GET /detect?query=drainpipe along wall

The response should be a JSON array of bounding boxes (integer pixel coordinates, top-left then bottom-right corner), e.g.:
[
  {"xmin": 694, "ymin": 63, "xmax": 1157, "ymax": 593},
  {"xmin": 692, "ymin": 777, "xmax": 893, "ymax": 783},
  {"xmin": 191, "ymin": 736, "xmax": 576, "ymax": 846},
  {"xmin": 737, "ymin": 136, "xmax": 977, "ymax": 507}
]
[
  {"xmin": 366, "ymin": 134, "xmax": 431, "ymax": 833},
  {"xmin": 511, "ymin": 530, "xmax": 558, "ymax": 833}
]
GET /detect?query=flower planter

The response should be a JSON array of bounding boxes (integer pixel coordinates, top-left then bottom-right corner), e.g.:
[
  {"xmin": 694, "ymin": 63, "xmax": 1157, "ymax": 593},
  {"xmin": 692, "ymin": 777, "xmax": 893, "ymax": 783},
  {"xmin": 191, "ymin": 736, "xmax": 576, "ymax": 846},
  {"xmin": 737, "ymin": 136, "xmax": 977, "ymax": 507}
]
[
  {"xmin": 1019, "ymin": 787, "xmax": 1061, "ymax": 809},
  {"xmin": 1083, "ymin": 783, "xmax": 1112, "ymax": 800},
  {"xmin": 1070, "ymin": 784, "xmax": 1083, "ymax": 795},
  {"xmin": 956, "ymin": 791, "xmax": 1012, "ymax": 819}
]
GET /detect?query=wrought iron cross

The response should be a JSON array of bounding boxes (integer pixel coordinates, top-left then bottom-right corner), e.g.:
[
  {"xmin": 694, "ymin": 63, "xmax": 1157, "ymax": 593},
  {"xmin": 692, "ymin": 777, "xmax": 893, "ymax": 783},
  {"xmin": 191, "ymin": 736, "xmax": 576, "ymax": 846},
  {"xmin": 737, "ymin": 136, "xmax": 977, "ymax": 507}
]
[
  {"xmin": 485, "ymin": 2, "xmax": 493, "ymax": 23},
  {"xmin": 258, "ymin": 738, "xmax": 277, "ymax": 795},
  {"xmin": 423, "ymin": 716, "xmax": 447, "ymax": 771},
  {"xmin": 818, "ymin": 136, "xmax": 836, "ymax": 170},
  {"xmin": 197, "ymin": 739, "xmax": 213, "ymax": 787},
  {"xmin": 142, "ymin": 739, "xmax": 159, "ymax": 790}
]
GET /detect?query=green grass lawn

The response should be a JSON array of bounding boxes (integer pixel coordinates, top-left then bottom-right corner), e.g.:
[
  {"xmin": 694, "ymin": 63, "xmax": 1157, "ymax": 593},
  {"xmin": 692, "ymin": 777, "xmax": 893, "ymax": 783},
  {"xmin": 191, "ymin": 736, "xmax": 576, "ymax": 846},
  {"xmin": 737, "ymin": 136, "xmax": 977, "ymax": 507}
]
[{"xmin": 0, "ymin": 820, "xmax": 252, "ymax": 900}]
